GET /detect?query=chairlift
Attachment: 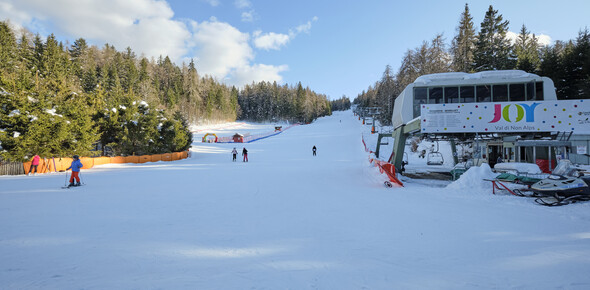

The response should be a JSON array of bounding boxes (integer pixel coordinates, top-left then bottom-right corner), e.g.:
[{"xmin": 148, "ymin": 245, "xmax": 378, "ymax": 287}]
[
  {"xmin": 401, "ymin": 152, "xmax": 409, "ymax": 173},
  {"xmin": 427, "ymin": 141, "xmax": 444, "ymax": 166}
]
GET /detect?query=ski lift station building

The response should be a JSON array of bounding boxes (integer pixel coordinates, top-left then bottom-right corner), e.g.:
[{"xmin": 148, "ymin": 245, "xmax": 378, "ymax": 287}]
[{"xmin": 390, "ymin": 70, "xmax": 590, "ymax": 173}]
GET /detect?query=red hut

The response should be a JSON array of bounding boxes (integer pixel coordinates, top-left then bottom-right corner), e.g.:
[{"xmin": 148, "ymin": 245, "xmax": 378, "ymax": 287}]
[{"xmin": 233, "ymin": 133, "xmax": 244, "ymax": 143}]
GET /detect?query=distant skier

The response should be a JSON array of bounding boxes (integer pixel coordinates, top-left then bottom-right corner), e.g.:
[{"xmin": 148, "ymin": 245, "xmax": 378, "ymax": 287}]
[
  {"xmin": 242, "ymin": 147, "xmax": 248, "ymax": 162},
  {"xmin": 66, "ymin": 155, "xmax": 83, "ymax": 187},
  {"xmin": 231, "ymin": 148, "xmax": 238, "ymax": 162},
  {"xmin": 28, "ymin": 154, "xmax": 40, "ymax": 175},
  {"xmin": 312, "ymin": 145, "xmax": 317, "ymax": 156}
]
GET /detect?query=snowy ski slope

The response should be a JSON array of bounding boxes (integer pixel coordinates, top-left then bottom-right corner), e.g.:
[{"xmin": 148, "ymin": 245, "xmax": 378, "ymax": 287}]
[{"xmin": 1, "ymin": 110, "xmax": 590, "ymax": 289}]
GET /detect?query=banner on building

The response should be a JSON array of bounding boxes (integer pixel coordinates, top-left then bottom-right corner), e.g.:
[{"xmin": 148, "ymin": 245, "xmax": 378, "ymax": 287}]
[{"xmin": 421, "ymin": 99, "xmax": 590, "ymax": 134}]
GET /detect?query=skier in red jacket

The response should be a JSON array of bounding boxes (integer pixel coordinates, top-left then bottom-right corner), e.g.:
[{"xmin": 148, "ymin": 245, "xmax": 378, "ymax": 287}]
[{"xmin": 28, "ymin": 154, "xmax": 40, "ymax": 175}]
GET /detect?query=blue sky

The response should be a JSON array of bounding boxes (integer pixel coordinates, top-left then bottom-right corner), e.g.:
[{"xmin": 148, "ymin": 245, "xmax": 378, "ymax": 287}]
[{"xmin": 1, "ymin": 0, "xmax": 589, "ymax": 100}]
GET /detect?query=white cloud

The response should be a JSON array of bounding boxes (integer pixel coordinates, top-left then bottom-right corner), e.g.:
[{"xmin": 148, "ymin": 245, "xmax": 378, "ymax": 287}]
[
  {"xmin": 230, "ymin": 64, "xmax": 288, "ymax": 87},
  {"xmin": 253, "ymin": 16, "xmax": 318, "ymax": 51},
  {"xmin": 188, "ymin": 19, "xmax": 290, "ymax": 86},
  {"xmin": 204, "ymin": 0, "xmax": 220, "ymax": 7},
  {"xmin": 234, "ymin": 0, "xmax": 254, "ymax": 22},
  {"xmin": 292, "ymin": 16, "xmax": 318, "ymax": 35},
  {"xmin": 0, "ymin": 2, "xmax": 30, "ymax": 30},
  {"xmin": 234, "ymin": 0, "xmax": 252, "ymax": 9},
  {"xmin": 0, "ymin": 0, "xmax": 190, "ymax": 62},
  {"xmin": 536, "ymin": 34, "xmax": 551, "ymax": 46},
  {"xmin": 190, "ymin": 19, "xmax": 253, "ymax": 78},
  {"xmin": 253, "ymin": 31, "xmax": 290, "ymax": 50},
  {"xmin": 241, "ymin": 10, "xmax": 255, "ymax": 22},
  {"xmin": 0, "ymin": 0, "xmax": 299, "ymax": 87}
]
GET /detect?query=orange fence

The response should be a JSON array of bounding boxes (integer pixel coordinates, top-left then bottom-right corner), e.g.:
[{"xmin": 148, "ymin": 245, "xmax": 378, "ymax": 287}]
[
  {"xmin": 370, "ymin": 158, "xmax": 404, "ymax": 187},
  {"xmin": 362, "ymin": 134, "xmax": 403, "ymax": 187},
  {"xmin": 23, "ymin": 150, "xmax": 190, "ymax": 175}
]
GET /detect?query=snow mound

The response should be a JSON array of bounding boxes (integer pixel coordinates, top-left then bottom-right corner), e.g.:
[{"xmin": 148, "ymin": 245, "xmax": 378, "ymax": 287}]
[
  {"xmin": 446, "ymin": 163, "xmax": 498, "ymax": 192},
  {"xmin": 494, "ymin": 162, "xmax": 542, "ymax": 174}
]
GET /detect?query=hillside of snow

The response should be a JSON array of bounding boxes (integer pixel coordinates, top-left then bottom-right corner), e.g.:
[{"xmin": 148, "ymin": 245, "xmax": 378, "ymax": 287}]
[{"xmin": 1, "ymin": 110, "xmax": 590, "ymax": 289}]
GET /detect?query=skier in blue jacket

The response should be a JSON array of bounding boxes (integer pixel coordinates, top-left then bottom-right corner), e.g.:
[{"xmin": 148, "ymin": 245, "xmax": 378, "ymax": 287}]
[{"xmin": 67, "ymin": 155, "xmax": 83, "ymax": 187}]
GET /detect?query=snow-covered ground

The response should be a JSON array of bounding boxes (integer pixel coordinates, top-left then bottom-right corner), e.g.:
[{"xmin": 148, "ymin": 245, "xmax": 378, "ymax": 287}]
[{"xmin": 1, "ymin": 110, "xmax": 590, "ymax": 289}]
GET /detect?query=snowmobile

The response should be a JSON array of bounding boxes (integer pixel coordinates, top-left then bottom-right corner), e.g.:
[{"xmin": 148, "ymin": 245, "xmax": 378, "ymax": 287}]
[{"xmin": 530, "ymin": 160, "xmax": 590, "ymax": 206}]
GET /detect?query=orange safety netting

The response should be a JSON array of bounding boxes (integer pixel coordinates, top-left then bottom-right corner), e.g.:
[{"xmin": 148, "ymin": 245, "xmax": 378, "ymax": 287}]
[
  {"xmin": 362, "ymin": 135, "xmax": 403, "ymax": 187},
  {"xmin": 370, "ymin": 158, "xmax": 403, "ymax": 187},
  {"xmin": 23, "ymin": 157, "xmax": 74, "ymax": 174},
  {"xmin": 23, "ymin": 150, "xmax": 190, "ymax": 175}
]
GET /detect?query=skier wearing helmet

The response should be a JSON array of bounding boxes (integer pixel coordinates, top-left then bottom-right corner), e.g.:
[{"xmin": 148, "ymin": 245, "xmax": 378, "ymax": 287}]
[
  {"xmin": 66, "ymin": 155, "xmax": 83, "ymax": 187},
  {"xmin": 231, "ymin": 148, "xmax": 238, "ymax": 162}
]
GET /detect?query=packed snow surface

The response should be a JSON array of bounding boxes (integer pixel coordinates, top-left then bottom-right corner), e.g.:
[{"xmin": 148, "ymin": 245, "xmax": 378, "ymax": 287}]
[
  {"xmin": 494, "ymin": 162, "xmax": 544, "ymax": 174},
  {"xmin": 1, "ymin": 111, "xmax": 590, "ymax": 289}
]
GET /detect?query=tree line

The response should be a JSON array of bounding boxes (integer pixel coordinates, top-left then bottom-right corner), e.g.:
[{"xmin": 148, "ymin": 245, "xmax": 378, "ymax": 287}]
[
  {"xmin": 0, "ymin": 21, "xmax": 331, "ymax": 161},
  {"xmin": 238, "ymin": 81, "xmax": 331, "ymax": 123},
  {"xmin": 330, "ymin": 96, "xmax": 351, "ymax": 112},
  {"xmin": 355, "ymin": 4, "xmax": 590, "ymax": 125}
]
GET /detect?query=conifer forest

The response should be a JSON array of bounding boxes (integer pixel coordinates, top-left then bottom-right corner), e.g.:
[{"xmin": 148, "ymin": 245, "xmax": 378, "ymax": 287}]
[
  {"xmin": 0, "ymin": 21, "xmax": 334, "ymax": 161},
  {"xmin": 2, "ymin": 4, "xmax": 589, "ymax": 161}
]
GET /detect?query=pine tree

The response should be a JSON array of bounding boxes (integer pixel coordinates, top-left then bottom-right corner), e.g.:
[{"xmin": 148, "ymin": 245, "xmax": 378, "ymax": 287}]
[
  {"xmin": 539, "ymin": 41, "xmax": 567, "ymax": 98},
  {"xmin": 58, "ymin": 92, "xmax": 99, "ymax": 156},
  {"xmin": 70, "ymin": 38, "xmax": 88, "ymax": 59},
  {"xmin": 16, "ymin": 32, "xmax": 36, "ymax": 92},
  {"xmin": 427, "ymin": 34, "xmax": 452, "ymax": 73},
  {"xmin": 331, "ymin": 96, "xmax": 351, "ymax": 111},
  {"xmin": 451, "ymin": 3, "xmax": 476, "ymax": 72},
  {"xmin": 473, "ymin": 5, "xmax": 514, "ymax": 71},
  {"xmin": 230, "ymin": 86, "xmax": 239, "ymax": 119},
  {"xmin": 295, "ymin": 82, "xmax": 305, "ymax": 122},
  {"xmin": 562, "ymin": 29, "xmax": 590, "ymax": 99},
  {"xmin": 0, "ymin": 21, "xmax": 17, "ymax": 89},
  {"xmin": 375, "ymin": 65, "xmax": 395, "ymax": 125},
  {"xmin": 514, "ymin": 24, "xmax": 541, "ymax": 73},
  {"xmin": 41, "ymin": 34, "xmax": 70, "ymax": 94}
]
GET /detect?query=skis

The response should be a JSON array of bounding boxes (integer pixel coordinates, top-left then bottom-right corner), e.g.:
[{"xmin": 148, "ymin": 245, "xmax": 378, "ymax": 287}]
[
  {"xmin": 61, "ymin": 184, "xmax": 84, "ymax": 189},
  {"xmin": 534, "ymin": 194, "xmax": 590, "ymax": 206}
]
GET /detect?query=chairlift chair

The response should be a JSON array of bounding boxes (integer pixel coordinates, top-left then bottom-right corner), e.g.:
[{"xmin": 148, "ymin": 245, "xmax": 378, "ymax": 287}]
[
  {"xmin": 427, "ymin": 152, "xmax": 444, "ymax": 165},
  {"xmin": 379, "ymin": 135, "xmax": 390, "ymax": 145},
  {"xmin": 427, "ymin": 141, "xmax": 444, "ymax": 165}
]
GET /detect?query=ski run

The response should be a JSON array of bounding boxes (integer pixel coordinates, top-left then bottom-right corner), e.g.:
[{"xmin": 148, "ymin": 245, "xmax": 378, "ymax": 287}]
[{"xmin": 1, "ymin": 110, "xmax": 590, "ymax": 289}]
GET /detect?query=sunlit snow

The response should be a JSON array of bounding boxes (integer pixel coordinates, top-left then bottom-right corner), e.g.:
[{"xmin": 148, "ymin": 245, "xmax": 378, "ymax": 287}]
[{"xmin": 1, "ymin": 110, "xmax": 589, "ymax": 289}]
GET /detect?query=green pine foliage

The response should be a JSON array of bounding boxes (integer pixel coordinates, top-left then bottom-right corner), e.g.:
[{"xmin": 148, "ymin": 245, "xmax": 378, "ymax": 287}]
[
  {"xmin": 560, "ymin": 29, "xmax": 590, "ymax": 99},
  {"xmin": 472, "ymin": 5, "xmax": 515, "ymax": 71},
  {"xmin": 514, "ymin": 24, "xmax": 541, "ymax": 73},
  {"xmin": 0, "ymin": 23, "xmax": 192, "ymax": 161},
  {"xmin": 1, "ymin": 21, "xmax": 331, "ymax": 161},
  {"xmin": 330, "ymin": 96, "xmax": 351, "ymax": 111},
  {"xmin": 451, "ymin": 3, "xmax": 476, "ymax": 72},
  {"xmin": 159, "ymin": 112, "xmax": 193, "ymax": 153},
  {"xmin": 237, "ymin": 81, "xmax": 330, "ymax": 123}
]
